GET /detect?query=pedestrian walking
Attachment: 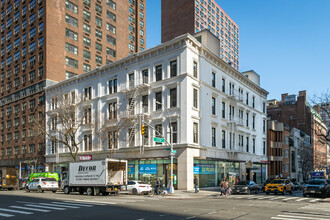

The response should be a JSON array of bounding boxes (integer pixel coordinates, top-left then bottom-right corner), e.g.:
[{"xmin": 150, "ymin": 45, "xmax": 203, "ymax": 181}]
[
  {"xmin": 219, "ymin": 180, "xmax": 225, "ymax": 196},
  {"xmin": 194, "ymin": 176, "xmax": 199, "ymax": 193},
  {"xmin": 224, "ymin": 179, "xmax": 229, "ymax": 197}
]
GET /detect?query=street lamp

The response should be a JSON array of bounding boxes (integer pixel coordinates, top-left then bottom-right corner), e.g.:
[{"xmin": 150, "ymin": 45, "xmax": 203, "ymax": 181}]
[{"xmin": 156, "ymin": 101, "xmax": 175, "ymax": 194}]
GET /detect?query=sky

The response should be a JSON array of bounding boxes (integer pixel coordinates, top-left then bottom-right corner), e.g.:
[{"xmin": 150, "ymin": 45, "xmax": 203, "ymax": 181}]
[{"xmin": 146, "ymin": 0, "xmax": 330, "ymax": 101}]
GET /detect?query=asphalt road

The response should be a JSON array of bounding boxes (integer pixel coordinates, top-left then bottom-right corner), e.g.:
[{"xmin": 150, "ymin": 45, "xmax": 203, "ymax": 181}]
[{"xmin": 0, "ymin": 190, "xmax": 329, "ymax": 220}]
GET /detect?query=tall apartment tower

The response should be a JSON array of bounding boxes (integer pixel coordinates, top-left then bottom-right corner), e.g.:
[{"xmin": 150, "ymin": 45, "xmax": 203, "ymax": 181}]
[
  {"xmin": 0, "ymin": 0, "xmax": 146, "ymax": 177},
  {"xmin": 161, "ymin": 0, "xmax": 239, "ymax": 70}
]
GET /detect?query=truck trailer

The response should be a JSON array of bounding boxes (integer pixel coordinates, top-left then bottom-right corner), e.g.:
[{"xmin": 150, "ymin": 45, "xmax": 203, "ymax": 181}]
[{"xmin": 61, "ymin": 159, "xmax": 127, "ymax": 196}]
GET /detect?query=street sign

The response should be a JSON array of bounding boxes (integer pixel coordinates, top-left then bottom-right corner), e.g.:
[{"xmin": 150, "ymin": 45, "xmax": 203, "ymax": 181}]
[
  {"xmin": 170, "ymin": 152, "xmax": 175, "ymax": 156},
  {"xmin": 153, "ymin": 137, "xmax": 165, "ymax": 143},
  {"xmin": 166, "ymin": 148, "xmax": 171, "ymax": 151},
  {"xmin": 172, "ymin": 150, "xmax": 177, "ymax": 153}
]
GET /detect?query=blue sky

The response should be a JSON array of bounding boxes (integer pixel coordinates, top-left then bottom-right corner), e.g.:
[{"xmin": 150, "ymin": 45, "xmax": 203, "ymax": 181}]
[{"xmin": 146, "ymin": 0, "xmax": 330, "ymax": 100}]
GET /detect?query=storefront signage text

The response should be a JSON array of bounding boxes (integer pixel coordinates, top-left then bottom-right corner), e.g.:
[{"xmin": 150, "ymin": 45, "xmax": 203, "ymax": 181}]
[
  {"xmin": 139, "ymin": 164, "xmax": 157, "ymax": 174},
  {"xmin": 128, "ymin": 165, "xmax": 135, "ymax": 175},
  {"xmin": 193, "ymin": 164, "xmax": 215, "ymax": 175},
  {"xmin": 79, "ymin": 155, "xmax": 92, "ymax": 161}
]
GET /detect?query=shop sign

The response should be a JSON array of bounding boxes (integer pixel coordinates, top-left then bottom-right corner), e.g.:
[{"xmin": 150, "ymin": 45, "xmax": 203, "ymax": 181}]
[
  {"xmin": 193, "ymin": 164, "xmax": 215, "ymax": 175},
  {"xmin": 79, "ymin": 155, "xmax": 92, "ymax": 161},
  {"xmin": 312, "ymin": 171, "xmax": 324, "ymax": 178},
  {"xmin": 139, "ymin": 164, "xmax": 157, "ymax": 174},
  {"xmin": 128, "ymin": 165, "xmax": 135, "ymax": 175}
]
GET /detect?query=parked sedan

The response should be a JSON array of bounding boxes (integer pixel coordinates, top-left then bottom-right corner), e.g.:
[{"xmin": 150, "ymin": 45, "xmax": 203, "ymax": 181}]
[
  {"xmin": 127, "ymin": 180, "xmax": 153, "ymax": 195},
  {"xmin": 26, "ymin": 177, "xmax": 58, "ymax": 193},
  {"xmin": 232, "ymin": 181, "xmax": 259, "ymax": 194},
  {"xmin": 303, "ymin": 179, "xmax": 329, "ymax": 198}
]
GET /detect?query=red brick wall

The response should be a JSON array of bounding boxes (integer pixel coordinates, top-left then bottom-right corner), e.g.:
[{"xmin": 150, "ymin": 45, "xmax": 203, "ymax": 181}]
[{"xmin": 161, "ymin": 0, "xmax": 195, "ymax": 43}]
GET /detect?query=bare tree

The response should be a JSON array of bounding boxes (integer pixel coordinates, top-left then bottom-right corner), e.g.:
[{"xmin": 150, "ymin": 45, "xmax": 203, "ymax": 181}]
[
  {"xmin": 36, "ymin": 91, "xmax": 98, "ymax": 162},
  {"xmin": 299, "ymin": 142, "xmax": 313, "ymax": 181},
  {"xmin": 311, "ymin": 90, "xmax": 330, "ymax": 142}
]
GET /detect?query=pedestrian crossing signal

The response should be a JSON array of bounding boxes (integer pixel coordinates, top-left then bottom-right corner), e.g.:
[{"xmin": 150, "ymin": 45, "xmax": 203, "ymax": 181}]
[{"xmin": 141, "ymin": 124, "xmax": 146, "ymax": 135}]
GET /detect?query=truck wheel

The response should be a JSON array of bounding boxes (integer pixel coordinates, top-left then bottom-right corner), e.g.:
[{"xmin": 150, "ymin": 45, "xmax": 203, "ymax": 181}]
[
  {"xmin": 52, "ymin": 190, "xmax": 57, "ymax": 193},
  {"xmin": 102, "ymin": 192, "xmax": 109, "ymax": 196},
  {"xmin": 86, "ymin": 187, "xmax": 94, "ymax": 196},
  {"xmin": 64, "ymin": 186, "xmax": 70, "ymax": 194},
  {"xmin": 289, "ymin": 190, "xmax": 293, "ymax": 194},
  {"xmin": 132, "ymin": 188, "xmax": 138, "ymax": 195},
  {"xmin": 266, "ymin": 192, "xmax": 269, "ymax": 195},
  {"xmin": 282, "ymin": 189, "xmax": 286, "ymax": 195},
  {"xmin": 79, "ymin": 189, "xmax": 84, "ymax": 195}
]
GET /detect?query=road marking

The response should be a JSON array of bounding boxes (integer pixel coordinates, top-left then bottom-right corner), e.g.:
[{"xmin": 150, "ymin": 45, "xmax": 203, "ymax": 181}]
[
  {"xmin": 0, "ymin": 208, "xmax": 33, "ymax": 215},
  {"xmin": 10, "ymin": 206, "xmax": 51, "ymax": 212},
  {"xmin": 0, "ymin": 213, "xmax": 15, "ymax": 217},
  {"xmin": 309, "ymin": 199, "xmax": 320, "ymax": 203},
  {"xmin": 16, "ymin": 201, "xmax": 35, "ymax": 204},
  {"xmin": 276, "ymin": 214, "xmax": 328, "ymax": 219},
  {"xmin": 295, "ymin": 198, "xmax": 309, "ymax": 202},
  {"xmin": 207, "ymin": 211, "xmax": 216, "ymax": 215},
  {"xmin": 25, "ymin": 204, "xmax": 66, "ymax": 210},
  {"xmin": 283, "ymin": 212, "xmax": 330, "ymax": 217},
  {"xmin": 39, "ymin": 203, "xmax": 80, "ymax": 209},
  {"xmin": 271, "ymin": 217, "xmax": 298, "ymax": 220},
  {"xmin": 68, "ymin": 199, "xmax": 113, "ymax": 205},
  {"xmin": 282, "ymin": 197, "xmax": 296, "ymax": 201},
  {"xmin": 53, "ymin": 202, "xmax": 93, "ymax": 207},
  {"xmin": 257, "ymin": 196, "xmax": 269, "ymax": 200}
]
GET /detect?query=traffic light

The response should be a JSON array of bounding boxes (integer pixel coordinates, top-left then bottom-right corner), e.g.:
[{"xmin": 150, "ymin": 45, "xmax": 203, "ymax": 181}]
[{"xmin": 141, "ymin": 124, "xmax": 146, "ymax": 135}]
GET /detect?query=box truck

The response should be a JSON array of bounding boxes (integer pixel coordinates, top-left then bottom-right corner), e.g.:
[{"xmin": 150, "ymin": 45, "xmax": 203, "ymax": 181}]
[
  {"xmin": 61, "ymin": 159, "xmax": 127, "ymax": 196},
  {"xmin": 1, "ymin": 168, "xmax": 19, "ymax": 190}
]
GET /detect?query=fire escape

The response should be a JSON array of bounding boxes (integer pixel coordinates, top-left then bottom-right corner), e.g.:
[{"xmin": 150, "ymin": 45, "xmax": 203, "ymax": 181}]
[{"xmin": 118, "ymin": 75, "xmax": 150, "ymax": 150}]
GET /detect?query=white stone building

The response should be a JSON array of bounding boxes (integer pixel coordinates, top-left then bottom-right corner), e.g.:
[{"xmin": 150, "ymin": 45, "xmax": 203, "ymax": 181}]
[{"xmin": 45, "ymin": 30, "xmax": 268, "ymax": 190}]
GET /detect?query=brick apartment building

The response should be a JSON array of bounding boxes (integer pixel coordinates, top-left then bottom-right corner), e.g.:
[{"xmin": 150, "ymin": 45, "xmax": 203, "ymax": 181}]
[
  {"xmin": 0, "ymin": 0, "xmax": 146, "ymax": 178},
  {"xmin": 161, "ymin": 0, "xmax": 239, "ymax": 70},
  {"xmin": 267, "ymin": 120, "xmax": 285, "ymax": 179},
  {"xmin": 267, "ymin": 91, "xmax": 328, "ymax": 177}
]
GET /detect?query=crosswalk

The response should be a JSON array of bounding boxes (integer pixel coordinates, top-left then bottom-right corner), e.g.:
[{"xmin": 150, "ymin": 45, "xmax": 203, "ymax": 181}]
[
  {"xmin": 229, "ymin": 195, "xmax": 325, "ymax": 203},
  {"xmin": 271, "ymin": 211, "xmax": 330, "ymax": 220},
  {"xmin": 0, "ymin": 198, "xmax": 146, "ymax": 218}
]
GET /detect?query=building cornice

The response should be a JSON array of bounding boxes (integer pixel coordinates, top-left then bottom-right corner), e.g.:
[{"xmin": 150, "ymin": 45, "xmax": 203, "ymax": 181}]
[{"xmin": 46, "ymin": 33, "xmax": 268, "ymax": 99}]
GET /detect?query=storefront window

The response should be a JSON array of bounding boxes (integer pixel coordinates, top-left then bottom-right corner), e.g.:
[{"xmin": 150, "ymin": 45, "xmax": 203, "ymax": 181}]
[
  {"xmin": 128, "ymin": 159, "xmax": 177, "ymax": 189},
  {"xmin": 194, "ymin": 160, "xmax": 240, "ymax": 188}
]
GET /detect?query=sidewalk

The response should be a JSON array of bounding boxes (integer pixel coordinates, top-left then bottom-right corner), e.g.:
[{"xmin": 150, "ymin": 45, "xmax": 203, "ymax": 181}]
[{"xmin": 164, "ymin": 187, "xmax": 221, "ymax": 199}]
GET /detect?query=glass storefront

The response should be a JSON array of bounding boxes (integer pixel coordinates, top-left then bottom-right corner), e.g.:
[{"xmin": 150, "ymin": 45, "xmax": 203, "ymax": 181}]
[
  {"xmin": 250, "ymin": 163, "xmax": 267, "ymax": 185},
  {"xmin": 128, "ymin": 159, "xmax": 178, "ymax": 189},
  {"xmin": 194, "ymin": 160, "xmax": 240, "ymax": 188}
]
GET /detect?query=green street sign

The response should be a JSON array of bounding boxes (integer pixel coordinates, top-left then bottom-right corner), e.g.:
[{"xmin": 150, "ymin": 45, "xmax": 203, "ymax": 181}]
[
  {"xmin": 166, "ymin": 148, "xmax": 171, "ymax": 151},
  {"xmin": 154, "ymin": 137, "xmax": 165, "ymax": 143}
]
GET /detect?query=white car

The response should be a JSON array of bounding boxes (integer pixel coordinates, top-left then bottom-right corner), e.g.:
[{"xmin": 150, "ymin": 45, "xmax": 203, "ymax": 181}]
[
  {"xmin": 26, "ymin": 177, "xmax": 58, "ymax": 193},
  {"xmin": 127, "ymin": 180, "xmax": 152, "ymax": 195}
]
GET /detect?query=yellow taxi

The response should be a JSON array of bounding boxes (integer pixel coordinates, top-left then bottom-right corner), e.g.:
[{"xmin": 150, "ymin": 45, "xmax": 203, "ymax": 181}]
[{"xmin": 265, "ymin": 179, "xmax": 293, "ymax": 195}]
